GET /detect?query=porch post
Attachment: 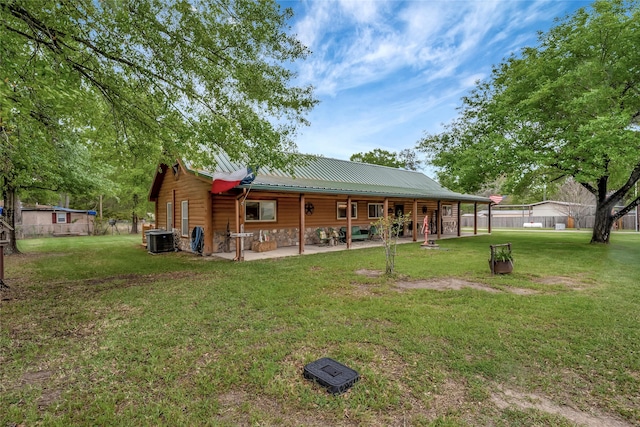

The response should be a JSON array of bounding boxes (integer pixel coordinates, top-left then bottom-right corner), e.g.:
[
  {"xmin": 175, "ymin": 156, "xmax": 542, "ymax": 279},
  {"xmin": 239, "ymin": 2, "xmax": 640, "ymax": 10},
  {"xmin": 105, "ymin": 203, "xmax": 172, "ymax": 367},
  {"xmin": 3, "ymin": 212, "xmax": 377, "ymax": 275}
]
[
  {"xmin": 412, "ymin": 199, "xmax": 418, "ymax": 242},
  {"xmin": 457, "ymin": 201, "xmax": 461, "ymax": 237},
  {"xmin": 473, "ymin": 202, "xmax": 478, "ymax": 235},
  {"xmin": 383, "ymin": 198, "xmax": 389, "ymax": 241},
  {"xmin": 488, "ymin": 202, "xmax": 492, "ymax": 234},
  {"xmin": 299, "ymin": 194, "xmax": 305, "ymax": 254},
  {"xmin": 383, "ymin": 198, "xmax": 389, "ymax": 219},
  {"xmin": 346, "ymin": 196, "xmax": 352, "ymax": 249},
  {"xmin": 235, "ymin": 196, "xmax": 242, "ymax": 261},
  {"xmin": 203, "ymin": 190, "xmax": 213, "ymax": 255},
  {"xmin": 437, "ymin": 200, "xmax": 441, "ymax": 239}
]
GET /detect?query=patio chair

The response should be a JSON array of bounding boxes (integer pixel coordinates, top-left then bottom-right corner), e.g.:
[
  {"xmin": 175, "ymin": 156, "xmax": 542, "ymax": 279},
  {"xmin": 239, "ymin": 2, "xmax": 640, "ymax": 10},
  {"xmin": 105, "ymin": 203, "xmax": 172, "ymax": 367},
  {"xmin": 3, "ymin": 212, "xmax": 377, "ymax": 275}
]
[{"xmin": 316, "ymin": 228, "xmax": 331, "ymax": 245}]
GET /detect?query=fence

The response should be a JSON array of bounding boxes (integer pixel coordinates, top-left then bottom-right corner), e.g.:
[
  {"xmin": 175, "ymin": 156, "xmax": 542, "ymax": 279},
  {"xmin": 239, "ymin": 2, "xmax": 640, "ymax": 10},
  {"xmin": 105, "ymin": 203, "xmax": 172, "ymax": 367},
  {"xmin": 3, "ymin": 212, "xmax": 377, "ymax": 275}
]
[
  {"xmin": 16, "ymin": 222, "xmax": 94, "ymax": 238},
  {"xmin": 462, "ymin": 213, "xmax": 638, "ymax": 230}
]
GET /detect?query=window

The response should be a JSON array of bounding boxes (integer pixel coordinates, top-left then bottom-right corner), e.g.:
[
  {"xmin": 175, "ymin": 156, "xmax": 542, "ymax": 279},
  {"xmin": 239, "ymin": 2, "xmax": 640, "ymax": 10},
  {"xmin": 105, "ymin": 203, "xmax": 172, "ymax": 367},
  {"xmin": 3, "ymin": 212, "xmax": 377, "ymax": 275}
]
[
  {"xmin": 337, "ymin": 202, "xmax": 357, "ymax": 219},
  {"xmin": 166, "ymin": 202, "xmax": 173, "ymax": 229},
  {"xmin": 181, "ymin": 200, "xmax": 189, "ymax": 236},
  {"xmin": 56, "ymin": 212, "xmax": 67, "ymax": 224},
  {"xmin": 245, "ymin": 200, "xmax": 276, "ymax": 222},
  {"xmin": 368, "ymin": 203, "xmax": 384, "ymax": 219},
  {"xmin": 442, "ymin": 204, "xmax": 453, "ymax": 217}
]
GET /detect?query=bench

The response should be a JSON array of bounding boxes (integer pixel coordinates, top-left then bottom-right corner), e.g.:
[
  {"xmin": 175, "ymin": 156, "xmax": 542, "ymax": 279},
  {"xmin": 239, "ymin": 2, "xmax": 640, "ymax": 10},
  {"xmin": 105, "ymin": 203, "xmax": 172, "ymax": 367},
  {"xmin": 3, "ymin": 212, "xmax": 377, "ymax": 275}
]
[{"xmin": 339, "ymin": 226, "xmax": 369, "ymax": 242}]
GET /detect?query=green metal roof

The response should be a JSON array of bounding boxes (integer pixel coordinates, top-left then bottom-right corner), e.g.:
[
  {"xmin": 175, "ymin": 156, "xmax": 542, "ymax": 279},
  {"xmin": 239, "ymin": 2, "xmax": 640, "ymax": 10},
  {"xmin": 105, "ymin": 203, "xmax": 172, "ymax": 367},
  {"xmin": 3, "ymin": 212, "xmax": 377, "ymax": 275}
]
[{"xmin": 187, "ymin": 154, "xmax": 489, "ymax": 203}]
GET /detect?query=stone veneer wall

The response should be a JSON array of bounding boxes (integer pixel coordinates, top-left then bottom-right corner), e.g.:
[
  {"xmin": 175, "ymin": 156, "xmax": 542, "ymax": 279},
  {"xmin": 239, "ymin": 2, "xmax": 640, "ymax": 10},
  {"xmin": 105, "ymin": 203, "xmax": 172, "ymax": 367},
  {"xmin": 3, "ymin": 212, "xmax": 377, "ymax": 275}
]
[{"xmin": 211, "ymin": 227, "xmax": 332, "ymax": 253}]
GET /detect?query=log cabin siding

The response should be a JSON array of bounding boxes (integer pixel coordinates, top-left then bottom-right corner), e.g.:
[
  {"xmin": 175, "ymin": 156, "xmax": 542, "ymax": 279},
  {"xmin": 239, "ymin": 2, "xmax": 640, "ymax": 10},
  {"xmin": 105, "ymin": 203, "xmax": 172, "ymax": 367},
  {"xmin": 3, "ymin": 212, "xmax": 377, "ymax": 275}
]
[
  {"xmin": 149, "ymin": 159, "xmax": 487, "ymax": 255},
  {"xmin": 205, "ymin": 194, "xmax": 462, "ymax": 253},
  {"xmin": 154, "ymin": 165, "xmax": 211, "ymax": 250}
]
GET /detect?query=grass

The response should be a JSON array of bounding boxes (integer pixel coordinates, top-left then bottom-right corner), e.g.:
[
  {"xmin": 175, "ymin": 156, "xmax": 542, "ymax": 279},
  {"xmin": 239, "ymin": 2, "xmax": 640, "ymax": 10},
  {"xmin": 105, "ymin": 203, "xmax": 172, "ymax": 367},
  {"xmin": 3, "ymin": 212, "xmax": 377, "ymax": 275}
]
[{"xmin": 1, "ymin": 231, "xmax": 639, "ymax": 426}]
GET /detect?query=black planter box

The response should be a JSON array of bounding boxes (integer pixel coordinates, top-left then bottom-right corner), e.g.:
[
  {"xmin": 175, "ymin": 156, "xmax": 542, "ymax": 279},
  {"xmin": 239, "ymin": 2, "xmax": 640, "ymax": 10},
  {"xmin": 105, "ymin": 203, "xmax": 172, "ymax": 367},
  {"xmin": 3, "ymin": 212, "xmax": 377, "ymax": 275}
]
[{"xmin": 303, "ymin": 357, "xmax": 359, "ymax": 394}]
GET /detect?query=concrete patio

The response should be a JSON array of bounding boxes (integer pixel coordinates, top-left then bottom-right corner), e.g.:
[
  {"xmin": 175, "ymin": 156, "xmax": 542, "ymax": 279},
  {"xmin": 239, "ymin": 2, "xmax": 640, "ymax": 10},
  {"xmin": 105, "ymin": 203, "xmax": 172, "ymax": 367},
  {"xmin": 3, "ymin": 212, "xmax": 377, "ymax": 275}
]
[{"xmin": 211, "ymin": 232, "xmax": 486, "ymax": 261}]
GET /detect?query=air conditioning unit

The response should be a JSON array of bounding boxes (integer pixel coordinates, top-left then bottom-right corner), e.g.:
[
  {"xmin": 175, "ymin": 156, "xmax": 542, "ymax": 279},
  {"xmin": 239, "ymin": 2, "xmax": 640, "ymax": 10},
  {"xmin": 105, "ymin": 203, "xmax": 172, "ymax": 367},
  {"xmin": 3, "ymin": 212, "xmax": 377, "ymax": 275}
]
[{"xmin": 146, "ymin": 230, "xmax": 174, "ymax": 253}]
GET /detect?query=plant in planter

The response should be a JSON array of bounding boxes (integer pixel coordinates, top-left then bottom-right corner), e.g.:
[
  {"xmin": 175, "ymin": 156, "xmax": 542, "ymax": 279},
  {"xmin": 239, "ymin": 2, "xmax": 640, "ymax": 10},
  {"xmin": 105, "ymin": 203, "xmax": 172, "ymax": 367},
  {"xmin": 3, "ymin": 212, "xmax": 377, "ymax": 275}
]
[{"xmin": 489, "ymin": 244, "xmax": 514, "ymax": 274}]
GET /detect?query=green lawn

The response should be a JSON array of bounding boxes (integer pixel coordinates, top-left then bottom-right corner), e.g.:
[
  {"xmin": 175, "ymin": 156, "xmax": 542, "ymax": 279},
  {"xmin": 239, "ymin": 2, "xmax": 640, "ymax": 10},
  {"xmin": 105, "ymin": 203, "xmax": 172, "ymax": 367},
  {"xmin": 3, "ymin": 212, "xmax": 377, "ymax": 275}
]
[{"xmin": 1, "ymin": 231, "xmax": 639, "ymax": 426}]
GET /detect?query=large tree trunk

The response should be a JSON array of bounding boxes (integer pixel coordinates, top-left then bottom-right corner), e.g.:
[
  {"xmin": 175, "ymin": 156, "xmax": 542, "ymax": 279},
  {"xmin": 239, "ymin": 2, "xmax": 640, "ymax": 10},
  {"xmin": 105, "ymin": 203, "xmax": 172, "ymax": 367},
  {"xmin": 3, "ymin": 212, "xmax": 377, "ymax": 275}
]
[
  {"xmin": 591, "ymin": 205, "xmax": 614, "ymax": 244},
  {"xmin": 131, "ymin": 194, "xmax": 139, "ymax": 234},
  {"xmin": 131, "ymin": 212, "xmax": 139, "ymax": 234},
  {"xmin": 2, "ymin": 186, "xmax": 21, "ymax": 254}
]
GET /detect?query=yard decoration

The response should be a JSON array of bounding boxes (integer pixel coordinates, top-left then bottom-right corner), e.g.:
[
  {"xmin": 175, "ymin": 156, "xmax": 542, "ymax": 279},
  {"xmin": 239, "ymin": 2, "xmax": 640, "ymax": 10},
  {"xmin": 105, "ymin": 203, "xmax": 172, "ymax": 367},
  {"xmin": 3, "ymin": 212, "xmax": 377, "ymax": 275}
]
[{"xmin": 489, "ymin": 243, "xmax": 513, "ymax": 275}]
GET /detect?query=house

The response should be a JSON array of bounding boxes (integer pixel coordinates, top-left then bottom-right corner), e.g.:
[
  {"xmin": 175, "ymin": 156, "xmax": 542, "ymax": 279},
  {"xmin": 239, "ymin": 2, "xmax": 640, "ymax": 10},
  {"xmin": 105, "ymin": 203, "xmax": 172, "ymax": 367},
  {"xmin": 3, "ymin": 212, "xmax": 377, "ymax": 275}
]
[
  {"xmin": 148, "ymin": 155, "xmax": 491, "ymax": 258},
  {"xmin": 17, "ymin": 205, "xmax": 97, "ymax": 238}
]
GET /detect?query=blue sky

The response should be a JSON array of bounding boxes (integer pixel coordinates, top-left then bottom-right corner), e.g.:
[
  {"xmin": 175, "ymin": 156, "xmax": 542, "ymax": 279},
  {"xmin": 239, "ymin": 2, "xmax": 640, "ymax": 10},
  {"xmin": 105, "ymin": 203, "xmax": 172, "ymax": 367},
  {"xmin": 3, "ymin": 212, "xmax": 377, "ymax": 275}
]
[{"xmin": 279, "ymin": 0, "xmax": 592, "ymax": 172}]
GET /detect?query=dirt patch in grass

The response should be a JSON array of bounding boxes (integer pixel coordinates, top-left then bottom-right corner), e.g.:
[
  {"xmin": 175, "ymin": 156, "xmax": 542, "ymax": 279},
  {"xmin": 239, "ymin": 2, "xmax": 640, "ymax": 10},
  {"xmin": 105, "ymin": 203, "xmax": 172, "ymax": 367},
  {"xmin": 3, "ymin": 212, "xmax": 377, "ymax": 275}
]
[
  {"xmin": 491, "ymin": 386, "xmax": 634, "ymax": 427},
  {"xmin": 396, "ymin": 277, "xmax": 501, "ymax": 293},
  {"xmin": 16, "ymin": 370, "xmax": 63, "ymax": 408},
  {"xmin": 83, "ymin": 271, "xmax": 202, "ymax": 287},
  {"xmin": 395, "ymin": 278, "xmax": 538, "ymax": 295},
  {"xmin": 353, "ymin": 271, "xmax": 540, "ymax": 295},
  {"xmin": 354, "ymin": 269, "xmax": 384, "ymax": 278},
  {"xmin": 532, "ymin": 275, "xmax": 588, "ymax": 290}
]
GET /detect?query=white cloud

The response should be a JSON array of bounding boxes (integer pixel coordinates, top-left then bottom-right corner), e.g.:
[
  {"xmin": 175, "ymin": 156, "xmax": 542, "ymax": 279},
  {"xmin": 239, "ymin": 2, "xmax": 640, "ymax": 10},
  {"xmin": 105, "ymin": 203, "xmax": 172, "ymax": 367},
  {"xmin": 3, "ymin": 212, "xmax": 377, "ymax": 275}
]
[{"xmin": 284, "ymin": 0, "xmax": 592, "ymax": 160}]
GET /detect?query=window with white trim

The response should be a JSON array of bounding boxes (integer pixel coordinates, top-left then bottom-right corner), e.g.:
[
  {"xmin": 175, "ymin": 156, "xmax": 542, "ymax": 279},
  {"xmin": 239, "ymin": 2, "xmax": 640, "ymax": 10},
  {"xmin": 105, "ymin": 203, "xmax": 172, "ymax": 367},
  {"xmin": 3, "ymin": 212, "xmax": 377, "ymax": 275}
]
[
  {"xmin": 166, "ymin": 202, "xmax": 172, "ymax": 229},
  {"xmin": 181, "ymin": 200, "xmax": 189, "ymax": 236},
  {"xmin": 245, "ymin": 200, "xmax": 276, "ymax": 222},
  {"xmin": 337, "ymin": 202, "xmax": 357, "ymax": 219},
  {"xmin": 368, "ymin": 203, "xmax": 384, "ymax": 219},
  {"xmin": 56, "ymin": 212, "xmax": 67, "ymax": 224}
]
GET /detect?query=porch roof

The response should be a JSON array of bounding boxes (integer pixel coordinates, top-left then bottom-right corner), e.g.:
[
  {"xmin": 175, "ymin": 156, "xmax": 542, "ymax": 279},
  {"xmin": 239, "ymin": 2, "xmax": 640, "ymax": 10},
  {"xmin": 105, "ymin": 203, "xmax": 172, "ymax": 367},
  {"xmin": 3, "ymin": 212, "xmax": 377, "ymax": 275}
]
[{"xmin": 186, "ymin": 154, "xmax": 490, "ymax": 203}]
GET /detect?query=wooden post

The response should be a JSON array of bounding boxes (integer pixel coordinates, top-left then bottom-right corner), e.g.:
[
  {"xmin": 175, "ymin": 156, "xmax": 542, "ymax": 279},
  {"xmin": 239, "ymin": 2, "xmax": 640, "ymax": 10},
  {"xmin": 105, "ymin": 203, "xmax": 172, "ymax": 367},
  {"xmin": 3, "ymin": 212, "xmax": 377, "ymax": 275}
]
[
  {"xmin": 203, "ymin": 189, "xmax": 213, "ymax": 255},
  {"xmin": 457, "ymin": 201, "xmax": 462, "ymax": 237},
  {"xmin": 437, "ymin": 200, "xmax": 441, "ymax": 240},
  {"xmin": 0, "ymin": 218, "xmax": 14, "ymax": 289},
  {"xmin": 488, "ymin": 202, "xmax": 492, "ymax": 234},
  {"xmin": 235, "ymin": 197, "xmax": 242, "ymax": 261},
  {"xmin": 473, "ymin": 202, "xmax": 478, "ymax": 235},
  {"xmin": 346, "ymin": 196, "xmax": 352, "ymax": 249},
  {"xmin": 412, "ymin": 199, "xmax": 418, "ymax": 242},
  {"xmin": 0, "ymin": 247, "xmax": 4, "ymax": 285},
  {"xmin": 299, "ymin": 194, "xmax": 305, "ymax": 254}
]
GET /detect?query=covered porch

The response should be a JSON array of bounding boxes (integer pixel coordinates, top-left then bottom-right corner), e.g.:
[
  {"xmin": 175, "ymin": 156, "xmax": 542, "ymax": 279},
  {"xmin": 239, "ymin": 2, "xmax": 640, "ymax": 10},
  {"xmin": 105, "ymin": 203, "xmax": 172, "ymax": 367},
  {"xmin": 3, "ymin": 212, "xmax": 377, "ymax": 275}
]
[{"xmin": 213, "ymin": 231, "xmax": 486, "ymax": 262}]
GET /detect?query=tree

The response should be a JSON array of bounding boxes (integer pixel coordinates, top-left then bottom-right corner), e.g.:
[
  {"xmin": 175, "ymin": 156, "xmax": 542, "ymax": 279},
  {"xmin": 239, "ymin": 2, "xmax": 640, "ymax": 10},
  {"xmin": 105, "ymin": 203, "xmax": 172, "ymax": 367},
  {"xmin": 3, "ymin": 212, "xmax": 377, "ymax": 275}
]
[
  {"xmin": 372, "ymin": 212, "xmax": 413, "ymax": 275},
  {"xmin": 418, "ymin": 0, "xmax": 640, "ymax": 244},
  {"xmin": 552, "ymin": 178, "xmax": 596, "ymax": 230},
  {"xmin": 350, "ymin": 148, "xmax": 422, "ymax": 170},
  {"xmin": 1, "ymin": 0, "xmax": 317, "ymax": 249}
]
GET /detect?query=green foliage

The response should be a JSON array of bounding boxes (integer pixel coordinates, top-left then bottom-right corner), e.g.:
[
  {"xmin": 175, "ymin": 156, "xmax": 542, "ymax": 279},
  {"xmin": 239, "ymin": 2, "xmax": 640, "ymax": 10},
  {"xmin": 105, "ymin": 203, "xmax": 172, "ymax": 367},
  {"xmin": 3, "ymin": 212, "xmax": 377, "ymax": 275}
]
[
  {"xmin": 372, "ymin": 211, "xmax": 413, "ymax": 275},
  {"xmin": 1, "ymin": 0, "xmax": 317, "ymax": 169},
  {"xmin": 493, "ymin": 247, "xmax": 513, "ymax": 262},
  {"xmin": 418, "ymin": 0, "xmax": 640, "ymax": 243},
  {"xmin": 1, "ymin": 0, "xmax": 317, "ymax": 239},
  {"xmin": 350, "ymin": 148, "xmax": 422, "ymax": 170}
]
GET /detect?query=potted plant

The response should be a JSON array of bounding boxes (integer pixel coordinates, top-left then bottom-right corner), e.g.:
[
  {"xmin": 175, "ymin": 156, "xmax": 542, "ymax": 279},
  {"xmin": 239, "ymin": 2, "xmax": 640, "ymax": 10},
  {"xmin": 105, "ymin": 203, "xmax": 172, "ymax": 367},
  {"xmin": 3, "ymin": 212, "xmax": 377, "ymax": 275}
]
[{"xmin": 489, "ymin": 246, "xmax": 514, "ymax": 274}]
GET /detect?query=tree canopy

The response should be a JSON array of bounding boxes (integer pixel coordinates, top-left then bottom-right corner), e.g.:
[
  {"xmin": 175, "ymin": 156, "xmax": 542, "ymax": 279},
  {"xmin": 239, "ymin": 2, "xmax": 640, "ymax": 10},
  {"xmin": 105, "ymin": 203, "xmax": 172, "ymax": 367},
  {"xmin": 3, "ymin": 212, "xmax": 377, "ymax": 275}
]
[
  {"xmin": 1, "ymin": 0, "xmax": 317, "ymax": 250},
  {"xmin": 418, "ymin": 0, "xmax": 640, "ymax": 244},
  {"xmin": 350, "ymin": 148, "xmax": 422, "ymax": 171}
]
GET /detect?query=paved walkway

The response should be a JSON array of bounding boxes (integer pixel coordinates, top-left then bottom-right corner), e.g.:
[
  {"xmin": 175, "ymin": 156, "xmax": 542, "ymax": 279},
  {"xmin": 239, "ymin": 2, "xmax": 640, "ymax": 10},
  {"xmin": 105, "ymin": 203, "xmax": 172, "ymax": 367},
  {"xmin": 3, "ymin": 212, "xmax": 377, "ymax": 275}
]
[{"xmin": 212, "ymin": 232, "xmax": 486, "ymax": 261}]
